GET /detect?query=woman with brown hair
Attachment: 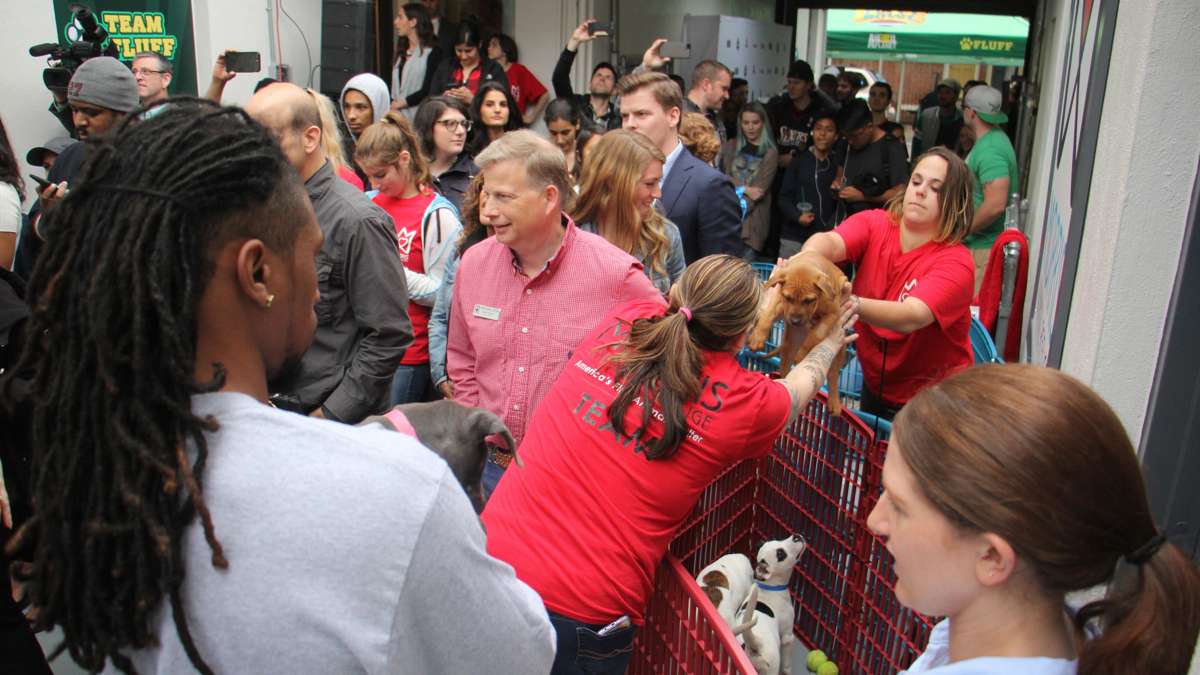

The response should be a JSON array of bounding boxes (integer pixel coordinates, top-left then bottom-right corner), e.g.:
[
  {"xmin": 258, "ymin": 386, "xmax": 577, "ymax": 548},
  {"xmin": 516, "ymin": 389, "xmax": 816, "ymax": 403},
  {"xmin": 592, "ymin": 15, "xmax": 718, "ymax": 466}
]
[
  {"xmin": 356, "ymin": 112, "xmax": 462, "ymax": 404},
  {"xmin": 573, "ymin": 129, "xmax": 685, "ymax": 294},
  {"xmin": 801, "ymin": 146, "xmax": 975, "ymax": 419},
  {"xmin": 482, "ymin": 254, "xmax": 858, "ymax": 675},
  {"xmin": 872, "ymin": 364, "xmax": 1200, "ymax": 674}
]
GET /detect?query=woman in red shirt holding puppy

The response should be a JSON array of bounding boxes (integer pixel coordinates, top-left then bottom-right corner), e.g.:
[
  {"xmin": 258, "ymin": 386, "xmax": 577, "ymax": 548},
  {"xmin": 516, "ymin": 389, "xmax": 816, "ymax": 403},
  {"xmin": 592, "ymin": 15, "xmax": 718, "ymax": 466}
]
[
  {"xmin": 802, "ymin": 146, "xmax": 975, "ymax": 419},
  {"xmin": 482, "ymin": 255, "xmax": 857, "ymax": 675}
]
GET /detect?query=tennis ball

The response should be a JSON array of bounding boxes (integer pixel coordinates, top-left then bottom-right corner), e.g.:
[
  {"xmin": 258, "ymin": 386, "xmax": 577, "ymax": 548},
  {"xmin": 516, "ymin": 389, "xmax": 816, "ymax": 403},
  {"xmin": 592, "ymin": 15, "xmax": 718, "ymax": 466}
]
[
  {"xmin": 817, "ymin": 661, "xmax": 839, "ymax": 675},
  {"xmin": 806, "ymin": 649, "xmax": 827, "ymax": 671}
]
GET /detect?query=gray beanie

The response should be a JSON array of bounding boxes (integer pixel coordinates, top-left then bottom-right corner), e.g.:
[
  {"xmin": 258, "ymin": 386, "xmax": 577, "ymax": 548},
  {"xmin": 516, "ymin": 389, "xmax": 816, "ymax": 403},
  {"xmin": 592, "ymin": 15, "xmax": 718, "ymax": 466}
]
[{"xmin": 67, "ymin": 57, "xmax": 140, "ymax": 113}]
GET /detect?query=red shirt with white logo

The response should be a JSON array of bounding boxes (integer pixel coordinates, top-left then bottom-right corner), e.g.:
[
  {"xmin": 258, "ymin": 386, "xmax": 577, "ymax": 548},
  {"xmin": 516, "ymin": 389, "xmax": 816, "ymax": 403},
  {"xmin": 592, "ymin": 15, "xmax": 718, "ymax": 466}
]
[
  {"xmin": 481, "ymin": 299, "xmax": 792, "ymax": 625},
  {"xmin": 836, "ymin": 209, "xmax": 973, "ymax": 406},
  {"xmin": 503, "ymin": 63, "xmax": 547, "ymax": 114},
  {"xmin": 374, "ymin": 191, "xmax": 435, "ymax": 365}
]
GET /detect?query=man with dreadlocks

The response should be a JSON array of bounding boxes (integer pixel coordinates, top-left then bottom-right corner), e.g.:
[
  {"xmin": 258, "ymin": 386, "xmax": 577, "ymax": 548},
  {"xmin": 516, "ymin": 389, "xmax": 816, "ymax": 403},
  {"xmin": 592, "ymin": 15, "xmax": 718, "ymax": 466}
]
[
  {"xmin": 0, "ymin": 101, "xmax": 555, "ymax": 674},
  {"xmin": 246, "ymin": 82, "xmax": 413, "ymax": 424}
]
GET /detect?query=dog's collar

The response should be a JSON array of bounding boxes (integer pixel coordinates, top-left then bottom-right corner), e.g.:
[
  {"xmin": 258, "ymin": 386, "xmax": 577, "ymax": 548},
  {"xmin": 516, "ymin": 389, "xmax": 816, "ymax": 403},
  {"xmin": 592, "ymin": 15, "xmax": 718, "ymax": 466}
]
[
  {"xmin": 755, "ymin": 601, "xmax": 775, "ymax": 618},
  {"xmin": 756, "ymin": 581, "xmax": 789, "ymax": 592},
  {"xmin": 383, "ymin": 409, "xmax": 417, "ymax": 437}
]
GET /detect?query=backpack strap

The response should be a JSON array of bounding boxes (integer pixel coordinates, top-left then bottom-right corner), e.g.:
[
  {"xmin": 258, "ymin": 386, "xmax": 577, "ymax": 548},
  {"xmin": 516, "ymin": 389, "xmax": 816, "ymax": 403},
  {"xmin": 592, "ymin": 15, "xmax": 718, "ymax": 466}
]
[{"xmin": 421, "ymin": 193, "xmax": 459, "ymax": 246}]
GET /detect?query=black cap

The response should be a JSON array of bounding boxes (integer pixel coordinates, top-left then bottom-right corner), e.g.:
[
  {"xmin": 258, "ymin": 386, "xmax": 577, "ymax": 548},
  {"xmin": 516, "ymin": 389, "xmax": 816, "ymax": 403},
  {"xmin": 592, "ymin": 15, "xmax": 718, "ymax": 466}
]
[
  {"xmin": 787, "ymin": 60, "xmax": 814, "ymax": 83},
  {"xmin": 26, "ymin": 137, "xmax": 75, "ymax": 166}
]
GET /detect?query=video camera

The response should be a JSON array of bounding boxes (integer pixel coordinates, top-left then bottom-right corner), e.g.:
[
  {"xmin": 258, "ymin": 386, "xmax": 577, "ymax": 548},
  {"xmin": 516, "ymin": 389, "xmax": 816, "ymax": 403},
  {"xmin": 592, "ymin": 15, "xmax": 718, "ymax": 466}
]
[{"xmin": 29, "ymin": 3, "xmax": 118, "ymax": 95}]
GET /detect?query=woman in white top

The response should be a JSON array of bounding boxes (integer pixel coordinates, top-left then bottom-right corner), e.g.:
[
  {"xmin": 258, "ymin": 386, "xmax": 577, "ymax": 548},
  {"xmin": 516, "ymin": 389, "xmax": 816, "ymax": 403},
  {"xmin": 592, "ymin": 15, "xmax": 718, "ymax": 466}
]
[
  {"xmin": 869, "ymin": 364, "xmax": 1200, "ymax": 674},
  {"xmin": 389, "ymin": 3, "xmax": 441, "ymax": 118},
  {"xmin": 0, "ymin": 118, "xmax": 24, "ymax": 270}
]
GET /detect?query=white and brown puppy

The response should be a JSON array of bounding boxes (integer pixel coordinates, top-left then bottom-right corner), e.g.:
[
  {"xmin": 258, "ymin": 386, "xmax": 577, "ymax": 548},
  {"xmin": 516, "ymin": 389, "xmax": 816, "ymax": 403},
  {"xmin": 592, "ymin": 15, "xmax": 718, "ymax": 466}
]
[
  {"xmin": 363, "ymin": 400, "xmax": 517, "ymax": 513},
  {"xmin": 754, "ymin": 534, "xmax": 807, "ymax": 675},
  {"xmin": 736, "ymin": 584, "xmax": 782, "ymax": 675},
  {"xmin": 697, "ymin": 553, "xmax": 756, "ymax": 632}
]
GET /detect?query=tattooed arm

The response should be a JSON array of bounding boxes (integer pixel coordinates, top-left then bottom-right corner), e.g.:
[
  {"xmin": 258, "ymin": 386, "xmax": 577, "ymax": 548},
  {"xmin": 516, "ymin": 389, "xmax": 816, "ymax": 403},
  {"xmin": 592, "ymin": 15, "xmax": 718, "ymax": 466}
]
[{"xmin": 780, "ymin": 301, "xmax": 859, "ymax": 422}]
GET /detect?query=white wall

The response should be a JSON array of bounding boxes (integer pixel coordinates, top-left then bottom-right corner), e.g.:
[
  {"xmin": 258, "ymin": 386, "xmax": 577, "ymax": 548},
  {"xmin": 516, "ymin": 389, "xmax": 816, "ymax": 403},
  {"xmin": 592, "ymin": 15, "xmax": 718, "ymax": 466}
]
[
  {"xmin": 1021, "ymin": 0, "xmax": 1199, "ymax": 442},
  {"xmin": 1, "ymin": 2, "xmax": 72, "ymax": 209},
  {"xmin": 0, "ymin": 1, "xmax": 323, "ymax": 211},
  {"xmin": 1057, "ymin": 0, "xmax": 1199, "ymax": 441},
  {"xmin": 615, "ymin": 0, "xmax": 774, "ymax": 68},
  {"xmin": 192, "ymin": 0, "xmax": 323, "ymax": 106}
]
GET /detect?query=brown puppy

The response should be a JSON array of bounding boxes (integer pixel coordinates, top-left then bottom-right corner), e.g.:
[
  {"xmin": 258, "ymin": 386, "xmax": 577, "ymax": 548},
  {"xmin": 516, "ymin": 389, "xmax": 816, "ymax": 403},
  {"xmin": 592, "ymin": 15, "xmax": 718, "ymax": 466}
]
[{"xmin": 748, "ymin": 253, "xmax": 849, "ymax": 415}]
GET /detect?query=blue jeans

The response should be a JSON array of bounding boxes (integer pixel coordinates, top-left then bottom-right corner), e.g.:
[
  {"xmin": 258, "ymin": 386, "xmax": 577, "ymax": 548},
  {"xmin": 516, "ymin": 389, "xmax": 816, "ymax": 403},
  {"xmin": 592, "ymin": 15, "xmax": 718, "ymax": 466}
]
[
  {"xmin": 390, "ymin": 363, "xmax": 434, "ymax": 406},
  {"xmin": 548, "ymin": 611, "xmax": 636, "ymax": 675},
  {"xmin": 482, "ymin": 456, "xmax": 505, "ymax": 499}
]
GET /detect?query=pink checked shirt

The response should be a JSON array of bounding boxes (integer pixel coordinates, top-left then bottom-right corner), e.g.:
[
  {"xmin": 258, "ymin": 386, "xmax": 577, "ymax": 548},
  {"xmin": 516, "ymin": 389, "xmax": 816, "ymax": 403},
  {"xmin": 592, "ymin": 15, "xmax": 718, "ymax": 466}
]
[{"xmin": 447, "ymin": 216, "xmax": 661, "ymax": 447}]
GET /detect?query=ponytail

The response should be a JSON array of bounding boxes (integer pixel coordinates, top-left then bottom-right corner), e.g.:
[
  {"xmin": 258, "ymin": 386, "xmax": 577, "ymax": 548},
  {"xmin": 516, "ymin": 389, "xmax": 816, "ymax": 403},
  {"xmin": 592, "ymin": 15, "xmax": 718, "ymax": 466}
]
[
  {"xmin": 605, "ymin": 255, "xmax": 761, "ymax": 460},
  {"xmin": 895, "ymin": 364, "xmax": 1200, "ymax": 675},
  {"xmin": 607, "ymin": 307, "xmax": 703, "ymax": 460},
  {"xmin": 1076, "ymin": 541, "xmax": 1200, "ymax": 675},
  {"xmin": 354, "ymin": 111, "xmax": 432, "ymax": 190}
]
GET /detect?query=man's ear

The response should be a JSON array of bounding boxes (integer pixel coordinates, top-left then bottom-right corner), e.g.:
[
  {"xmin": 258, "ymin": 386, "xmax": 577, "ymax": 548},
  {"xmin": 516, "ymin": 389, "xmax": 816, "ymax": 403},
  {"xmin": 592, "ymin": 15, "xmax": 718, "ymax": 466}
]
[
  {"xmin": 162, "ymin": 72, "xmax": 173, "ymax": 90},
  {"xmin": 975, "ymin": 532, "xmax": 1018, "ymax": 588},
  {"xmin": 234, "ymin": 239, "xmax": 275, "ymax": 308},
  {"xmin": 542, "ymin": 183, "xmax": 560, "ymax": 217},
  {"xmin": 668, "ymin": 105, "xmax": 681, "ymax": 130},
  {"xmin": 303, "ymin": 124, "xmax": 323, "ymax": 155}
]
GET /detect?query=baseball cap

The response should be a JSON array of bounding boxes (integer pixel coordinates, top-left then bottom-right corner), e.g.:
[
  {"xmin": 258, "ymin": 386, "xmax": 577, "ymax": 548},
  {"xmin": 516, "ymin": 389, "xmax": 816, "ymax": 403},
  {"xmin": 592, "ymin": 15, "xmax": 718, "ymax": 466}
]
[
  {"xmin": 936, "ymin": 78, "xmax": 961, "ymax": 96},
  {"xmin": 67, "ymin": 56, "xmax": 140, "ymax": 114},
  {"xmin": 964, "ymin": 85, "xmax": 1009, "ymax": 124},
  {"xmin": 26, "ymin": 137, "xmax": 75, "ymax": 166},
  {"xmin": 787, "ymin": 60, "xmax": 814, "ymax": 82}
]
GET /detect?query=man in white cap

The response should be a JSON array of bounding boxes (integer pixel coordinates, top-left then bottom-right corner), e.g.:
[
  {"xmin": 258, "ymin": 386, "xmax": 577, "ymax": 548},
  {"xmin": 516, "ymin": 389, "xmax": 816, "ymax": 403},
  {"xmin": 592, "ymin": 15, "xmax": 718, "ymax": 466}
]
[
  {"xmin": 13, "ymin": 56, "xmax": 139, "ymax": 280},
  {"xmin": 962, "ymin": 85, "xmax": 1019, "ymax": 288}
]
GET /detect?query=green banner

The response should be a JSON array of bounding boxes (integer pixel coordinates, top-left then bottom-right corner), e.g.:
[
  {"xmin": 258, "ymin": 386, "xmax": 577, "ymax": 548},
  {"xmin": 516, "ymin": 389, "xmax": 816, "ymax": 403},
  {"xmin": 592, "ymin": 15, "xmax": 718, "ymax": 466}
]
[
  {"xmin": 826, "ymin": 10, "xmax": 1029, "ymax": 66},
  {"xmin": 52, "ymin": 0, "xmax": 197, "ymax": 96}
]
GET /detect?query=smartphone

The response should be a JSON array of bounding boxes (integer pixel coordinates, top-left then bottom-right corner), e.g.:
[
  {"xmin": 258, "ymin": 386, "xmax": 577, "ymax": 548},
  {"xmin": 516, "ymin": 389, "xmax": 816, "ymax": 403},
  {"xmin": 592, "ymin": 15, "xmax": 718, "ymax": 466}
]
[
  {"xmin": 660, "ymin": 41, "xmax": 691, "ymax": 59},
  {"xmin": 224, "ymin": 51, "xmax": 262, "ymax": 73},
  {"xmin": 588, "ymin": 22, "xmax": 612, "ymax": 37},
  {"xmin": 29, "ymin": 173, "xmax": 52, "ymax": 191}
]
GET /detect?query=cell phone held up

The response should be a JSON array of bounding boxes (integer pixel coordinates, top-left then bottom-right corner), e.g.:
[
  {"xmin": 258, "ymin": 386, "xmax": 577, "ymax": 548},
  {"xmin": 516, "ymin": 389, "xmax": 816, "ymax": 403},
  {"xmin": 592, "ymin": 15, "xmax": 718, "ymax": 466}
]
[
  {"xmin": 223, "ymin": 51, "xmax": 261, "ymax": 73},
  {"xmin": 588, "ymin": 22, "xmax": 612, "ymax": 37},
  {"xmin": 660, "ymin": 41, "xmax": 691, "ymax": 59}
]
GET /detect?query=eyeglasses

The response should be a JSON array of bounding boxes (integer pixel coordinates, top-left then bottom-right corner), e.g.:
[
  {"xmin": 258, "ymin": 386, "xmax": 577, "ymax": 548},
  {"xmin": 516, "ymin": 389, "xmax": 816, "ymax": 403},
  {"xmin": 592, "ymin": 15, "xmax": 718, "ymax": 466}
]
[
  {"xmin": 436, "ymin": 119, "xmax": 472, "ymax": 132},
  {"xmin": 131, "ymin": 68, "xmax": 166, "ymax": 77}
]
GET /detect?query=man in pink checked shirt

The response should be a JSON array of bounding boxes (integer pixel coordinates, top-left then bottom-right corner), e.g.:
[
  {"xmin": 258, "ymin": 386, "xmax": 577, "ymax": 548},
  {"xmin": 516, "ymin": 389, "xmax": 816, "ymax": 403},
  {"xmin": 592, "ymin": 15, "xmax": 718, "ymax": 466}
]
[{"xmin": 447, "ymin": 130, "xmax": 661, "ymax": 496}]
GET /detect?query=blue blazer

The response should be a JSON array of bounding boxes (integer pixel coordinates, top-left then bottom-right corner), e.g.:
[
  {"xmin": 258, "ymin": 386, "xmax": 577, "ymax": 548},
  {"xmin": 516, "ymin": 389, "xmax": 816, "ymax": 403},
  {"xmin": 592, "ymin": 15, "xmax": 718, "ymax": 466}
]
[{"xmin": 660, "ymin": 146, "xmax": 743, "ymax": 263}]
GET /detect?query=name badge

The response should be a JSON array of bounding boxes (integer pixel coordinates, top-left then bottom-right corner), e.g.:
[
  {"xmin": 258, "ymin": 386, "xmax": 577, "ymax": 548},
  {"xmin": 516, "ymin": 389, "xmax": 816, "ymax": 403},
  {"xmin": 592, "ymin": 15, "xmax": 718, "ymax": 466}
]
[{"xmin": 473, "ymin": 304, "xmax": 502, "ymax": 321}]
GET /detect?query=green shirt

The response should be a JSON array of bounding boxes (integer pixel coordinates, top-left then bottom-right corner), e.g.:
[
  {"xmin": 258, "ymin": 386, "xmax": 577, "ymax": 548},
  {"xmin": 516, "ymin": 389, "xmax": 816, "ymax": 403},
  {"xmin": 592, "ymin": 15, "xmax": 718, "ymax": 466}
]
[{"xmin": 963, "ymin": 128, "xmax": 1018, "ymax": 250}]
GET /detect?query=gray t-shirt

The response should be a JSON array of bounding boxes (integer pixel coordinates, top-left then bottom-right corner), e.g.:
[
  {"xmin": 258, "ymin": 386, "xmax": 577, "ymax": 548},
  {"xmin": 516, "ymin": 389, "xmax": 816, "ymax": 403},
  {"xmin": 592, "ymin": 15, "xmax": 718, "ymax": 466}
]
[{"xmin": 123, "ymin": 392, "xmax": 555, "ymax": 674}]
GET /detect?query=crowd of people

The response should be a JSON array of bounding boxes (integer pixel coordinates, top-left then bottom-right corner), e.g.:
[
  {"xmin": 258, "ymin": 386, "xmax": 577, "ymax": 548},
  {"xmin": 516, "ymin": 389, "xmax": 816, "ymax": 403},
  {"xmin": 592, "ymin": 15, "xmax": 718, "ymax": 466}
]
[{"xmin": 0, "ymin": 5, "xmax": 1197, "ymax": 675}]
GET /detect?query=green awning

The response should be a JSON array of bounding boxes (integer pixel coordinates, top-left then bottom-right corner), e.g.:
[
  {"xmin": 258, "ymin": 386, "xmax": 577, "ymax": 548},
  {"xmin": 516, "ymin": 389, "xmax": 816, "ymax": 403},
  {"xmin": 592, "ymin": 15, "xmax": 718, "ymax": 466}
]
[{"xmin": 826, "ymin": 10, "xmax": 1029, "ymax": 66}]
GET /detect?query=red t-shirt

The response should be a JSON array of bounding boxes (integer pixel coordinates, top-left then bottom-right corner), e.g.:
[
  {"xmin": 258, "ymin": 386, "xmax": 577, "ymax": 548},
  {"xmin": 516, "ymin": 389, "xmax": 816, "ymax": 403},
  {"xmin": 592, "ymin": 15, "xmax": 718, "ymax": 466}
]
[
  {"xmin": 836, "ymin": 209, "xmax": 973, "ymax": 406},
  {"xmin": 504, "ymin": 63, "xmax": 547, "ymax": 114},
  {"xmin": 481, "ymin": 299, "xmax": 792, "ymax": 625},
  {"xmin": 336, "ymin": 164, "xmax": 364, "ymax": 191},
  {"xmin": 373, "ymin": 190, "xmax": 435, "ymax": 365}
]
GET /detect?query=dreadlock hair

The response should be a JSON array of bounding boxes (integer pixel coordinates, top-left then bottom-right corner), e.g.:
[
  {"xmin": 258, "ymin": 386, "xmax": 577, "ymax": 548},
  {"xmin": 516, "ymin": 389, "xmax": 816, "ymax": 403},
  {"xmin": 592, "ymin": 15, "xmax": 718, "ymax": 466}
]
[
  {"xmin": 0, "ymin": 98, "xmax": 310, "ymax": 674},
  {"xmin": 605, "ymin": 255, "xmax": 761, "ymax": 460}
]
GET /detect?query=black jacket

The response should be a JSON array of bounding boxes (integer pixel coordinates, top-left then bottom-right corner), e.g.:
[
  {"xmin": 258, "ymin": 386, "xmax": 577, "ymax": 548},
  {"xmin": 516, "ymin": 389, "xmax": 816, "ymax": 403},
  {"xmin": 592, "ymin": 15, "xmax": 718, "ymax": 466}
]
[
  {"xmin": 12, "ymin": 140, "xmax": 84, "ymax": 281},
  {"xmin": 428, "ymin": 57, "xmax": 508, "ymax": 97},
  {"xmin": 433, "ymin": 152, "xmax": 478, "ymax": 215}
]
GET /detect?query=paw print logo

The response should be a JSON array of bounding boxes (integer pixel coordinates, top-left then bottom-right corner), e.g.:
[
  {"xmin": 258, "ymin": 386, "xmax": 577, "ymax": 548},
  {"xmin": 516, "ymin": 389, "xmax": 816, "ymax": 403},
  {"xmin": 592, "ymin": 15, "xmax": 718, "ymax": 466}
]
[{"xmin": 960, "ymin": 37, "xmax": 973, "ymax": 50}]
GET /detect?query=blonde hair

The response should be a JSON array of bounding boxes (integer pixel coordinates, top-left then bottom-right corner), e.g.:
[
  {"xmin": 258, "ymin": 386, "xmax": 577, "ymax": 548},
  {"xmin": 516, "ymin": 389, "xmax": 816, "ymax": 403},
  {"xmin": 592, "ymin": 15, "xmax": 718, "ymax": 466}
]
[
  {"xmin": 573, "ymin": 130, "xmax": 670, "ymax": 277},
  {"xmin": 678, "ymin": 112, "xmax": 721, "ymax": 164},
  {"xmin": 308, "ymin": 88, "xmax": 349, "ymax": 171},
  {"xmin": 354, "ymin": 111, "xmax": 432, "ymax": 191},
  {"xmin": 885, "ymin": 146, "xmax": 974, "ymax": 245}
]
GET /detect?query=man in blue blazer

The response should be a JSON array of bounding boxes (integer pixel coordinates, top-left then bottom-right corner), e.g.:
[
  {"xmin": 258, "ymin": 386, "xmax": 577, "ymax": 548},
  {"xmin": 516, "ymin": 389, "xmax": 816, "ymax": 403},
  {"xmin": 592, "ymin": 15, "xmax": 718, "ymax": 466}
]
[{"xmin": 618, "ymin": 71, "xmax": 742, "ymax": 263}]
